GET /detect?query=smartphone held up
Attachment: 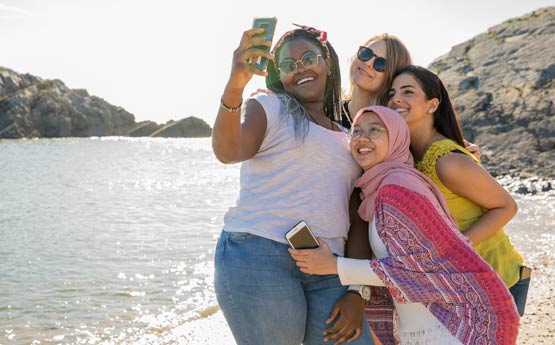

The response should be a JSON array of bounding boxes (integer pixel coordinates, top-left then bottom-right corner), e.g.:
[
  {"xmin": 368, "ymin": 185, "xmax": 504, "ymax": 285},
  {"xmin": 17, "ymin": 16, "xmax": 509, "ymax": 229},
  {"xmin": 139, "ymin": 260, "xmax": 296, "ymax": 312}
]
[{"xmin": 249, "ymin": 17, "xmax": 277, "ymax": 71}]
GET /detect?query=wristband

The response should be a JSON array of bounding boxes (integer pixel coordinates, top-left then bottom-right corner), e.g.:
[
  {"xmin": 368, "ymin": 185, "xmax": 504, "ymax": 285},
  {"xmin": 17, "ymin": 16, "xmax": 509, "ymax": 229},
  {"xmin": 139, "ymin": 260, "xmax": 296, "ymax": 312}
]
[{"xmin": 220, "ymin": 97, "xmax": 242, "ymax": 112}]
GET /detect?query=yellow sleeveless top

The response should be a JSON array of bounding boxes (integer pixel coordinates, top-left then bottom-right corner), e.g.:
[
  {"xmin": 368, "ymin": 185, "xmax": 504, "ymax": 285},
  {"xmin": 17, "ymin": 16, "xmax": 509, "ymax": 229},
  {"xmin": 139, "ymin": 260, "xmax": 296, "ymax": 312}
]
[{"xmin": 415, "ymin": 139, "xmax": 523, "ymax": 287}]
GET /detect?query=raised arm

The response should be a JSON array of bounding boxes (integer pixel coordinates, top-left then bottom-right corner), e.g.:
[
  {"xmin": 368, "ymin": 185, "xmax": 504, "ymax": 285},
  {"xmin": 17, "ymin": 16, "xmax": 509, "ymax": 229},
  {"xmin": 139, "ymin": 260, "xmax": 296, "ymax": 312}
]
[{"xmin": 211, "ymin": 28, "xmax": 273, "ymax": 164}]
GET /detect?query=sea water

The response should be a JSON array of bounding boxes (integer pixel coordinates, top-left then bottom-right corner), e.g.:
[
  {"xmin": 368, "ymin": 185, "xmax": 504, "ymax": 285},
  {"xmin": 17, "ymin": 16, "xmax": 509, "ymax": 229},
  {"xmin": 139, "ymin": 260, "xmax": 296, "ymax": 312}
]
[
  {"xmin": 0, "ymin": 138, "xmax": 239, "ymax": 344},
  {"xmin": 0, "ymin": 137, "xmax": 553, "ymax": 344}
]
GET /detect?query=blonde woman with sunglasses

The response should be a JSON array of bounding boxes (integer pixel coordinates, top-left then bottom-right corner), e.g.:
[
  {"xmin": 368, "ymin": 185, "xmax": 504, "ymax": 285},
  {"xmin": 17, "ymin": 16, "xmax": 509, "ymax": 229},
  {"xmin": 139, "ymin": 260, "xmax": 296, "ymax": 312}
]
[{"xmin": 339, "ymin": 34, "xmax": 412, "ymax": 128}]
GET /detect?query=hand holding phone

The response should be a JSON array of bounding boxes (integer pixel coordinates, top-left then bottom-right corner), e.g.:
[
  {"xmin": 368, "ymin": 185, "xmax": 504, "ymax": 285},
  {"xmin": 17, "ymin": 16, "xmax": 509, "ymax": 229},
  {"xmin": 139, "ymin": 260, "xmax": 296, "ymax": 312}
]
[
  {"xmin": 285, "ymin": 221, "xmax": 319, "ymax": 249},
  {"xmin": 287, "ymin": 224, "xmax": 338, "ymax": 275},
  {"xmin": 249, "ymin": 17, "xmax": 277, "ymax": 71}
]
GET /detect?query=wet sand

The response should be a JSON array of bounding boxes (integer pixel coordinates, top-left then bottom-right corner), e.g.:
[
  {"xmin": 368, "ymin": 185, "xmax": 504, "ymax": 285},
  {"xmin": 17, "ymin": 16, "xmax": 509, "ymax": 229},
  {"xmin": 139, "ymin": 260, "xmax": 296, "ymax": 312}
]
[{"xmin": 515, "ymin": 237, "xmax": 555, "ymax": 344}]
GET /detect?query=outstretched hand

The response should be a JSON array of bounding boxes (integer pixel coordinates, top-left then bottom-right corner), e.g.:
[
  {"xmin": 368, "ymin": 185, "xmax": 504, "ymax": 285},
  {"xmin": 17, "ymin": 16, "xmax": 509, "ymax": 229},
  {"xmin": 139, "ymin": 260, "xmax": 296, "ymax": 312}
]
[{"xmin": 288, "ymin": 239, "xmax": 338, "ymax": 275}]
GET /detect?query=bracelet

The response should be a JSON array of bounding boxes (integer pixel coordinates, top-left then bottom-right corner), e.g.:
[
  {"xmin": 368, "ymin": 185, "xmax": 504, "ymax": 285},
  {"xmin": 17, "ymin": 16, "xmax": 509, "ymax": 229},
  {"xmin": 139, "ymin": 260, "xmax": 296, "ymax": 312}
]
[{"xmin": 220, "ymin": 97, "xmax": 242, "ymax": 113}]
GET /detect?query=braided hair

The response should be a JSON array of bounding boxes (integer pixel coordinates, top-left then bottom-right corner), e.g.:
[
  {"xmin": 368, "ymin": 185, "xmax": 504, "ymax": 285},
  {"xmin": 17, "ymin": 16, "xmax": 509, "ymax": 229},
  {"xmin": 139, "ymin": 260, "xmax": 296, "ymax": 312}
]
[{"xmin": 265, "ymin": 29, "xmax": 342, "ymax": 128}]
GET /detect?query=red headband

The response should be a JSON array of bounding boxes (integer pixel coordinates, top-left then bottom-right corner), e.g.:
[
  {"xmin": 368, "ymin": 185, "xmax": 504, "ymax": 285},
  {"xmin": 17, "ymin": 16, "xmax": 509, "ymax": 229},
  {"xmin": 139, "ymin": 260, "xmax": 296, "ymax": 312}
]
[
  {"xmin": 292, "ymin": 23, "xmax": 328, "ymax": 46},
  {"xmin": 273, "ymin": 23, "xmax": 330, "ymax": 58}
]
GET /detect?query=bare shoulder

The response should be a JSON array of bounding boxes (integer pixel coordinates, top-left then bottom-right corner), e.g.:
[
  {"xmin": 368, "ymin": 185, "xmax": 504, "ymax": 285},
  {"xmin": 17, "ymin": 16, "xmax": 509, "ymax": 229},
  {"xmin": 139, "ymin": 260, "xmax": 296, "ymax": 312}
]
[
  {"xmin": 435, "ymin": 151, "xmax": 503, "ymax": 199},
  {"xmin": 436, "ymin": 152, "xmax": 486, "ymax": 183}
]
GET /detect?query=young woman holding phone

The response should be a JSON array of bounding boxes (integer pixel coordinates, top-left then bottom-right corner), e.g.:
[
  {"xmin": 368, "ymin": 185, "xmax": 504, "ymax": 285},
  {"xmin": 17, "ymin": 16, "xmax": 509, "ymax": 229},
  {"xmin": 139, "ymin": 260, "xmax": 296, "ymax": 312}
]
[{"xmin": 212, "ymin": 23, "xmax": 375, "ymax": 345}]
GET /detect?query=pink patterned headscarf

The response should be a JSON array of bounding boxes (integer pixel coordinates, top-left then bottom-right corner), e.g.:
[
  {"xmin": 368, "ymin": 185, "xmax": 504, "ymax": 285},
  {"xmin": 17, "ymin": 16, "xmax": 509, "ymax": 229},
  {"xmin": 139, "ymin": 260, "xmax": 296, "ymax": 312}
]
[{"xmin": 353, "ymin": 106, "xmax": 454, "ymax": 224}]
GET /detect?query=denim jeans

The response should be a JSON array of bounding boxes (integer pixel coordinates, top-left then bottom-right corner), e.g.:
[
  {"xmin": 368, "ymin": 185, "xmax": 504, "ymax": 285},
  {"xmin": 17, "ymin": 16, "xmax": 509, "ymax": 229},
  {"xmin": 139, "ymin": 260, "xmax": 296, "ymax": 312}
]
[
  {"xmin": 214, "ymin": 230, "xmax": 374, "ymax": 345},
  {"xmin": 509, "ymin": 274, "xmax": 531, "ymax": 317}
]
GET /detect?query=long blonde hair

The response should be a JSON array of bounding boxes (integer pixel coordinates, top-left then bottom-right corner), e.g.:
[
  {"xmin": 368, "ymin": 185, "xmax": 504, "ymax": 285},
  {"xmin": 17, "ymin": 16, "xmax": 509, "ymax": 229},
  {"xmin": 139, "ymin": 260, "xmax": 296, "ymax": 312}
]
[{"xmin": 347, "ymin": 33, "xmax": 412, "ymax": 106}]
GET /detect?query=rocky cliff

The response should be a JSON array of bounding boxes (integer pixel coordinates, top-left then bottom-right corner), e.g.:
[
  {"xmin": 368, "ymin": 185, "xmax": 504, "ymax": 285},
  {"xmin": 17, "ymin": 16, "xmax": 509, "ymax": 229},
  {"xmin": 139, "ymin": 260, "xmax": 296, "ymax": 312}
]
[
  {"xmin": 0, "ymin": 68, "xmax": 211, "ymax": 138},
  {"xmin": 2, "ymin": 7, "xmax": 553, "ymax": 178},
  {"xmin": 430, "ymin": 7, "xmax": 555, "ymax": 179}
]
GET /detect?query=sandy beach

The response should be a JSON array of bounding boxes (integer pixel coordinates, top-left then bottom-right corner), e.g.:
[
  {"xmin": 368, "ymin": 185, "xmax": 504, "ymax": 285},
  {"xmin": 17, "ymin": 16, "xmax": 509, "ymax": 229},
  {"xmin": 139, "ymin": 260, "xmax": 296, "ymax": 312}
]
[{"xmin": 517, "ymin": 244, "xmax": 555, "ymax": 344}]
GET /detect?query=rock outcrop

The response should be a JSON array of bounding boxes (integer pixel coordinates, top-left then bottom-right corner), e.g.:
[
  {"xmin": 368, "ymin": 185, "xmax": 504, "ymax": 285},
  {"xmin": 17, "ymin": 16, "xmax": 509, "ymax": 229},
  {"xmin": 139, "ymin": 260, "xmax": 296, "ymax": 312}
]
[
  {"xmin": 429, "ymin": 7, "xmax": 555, "ymax": 179},
  {"xmin": 2, "ymin": 7, "xmax": 554, "ymax": 177},
  {"xmin": 0, "ymin": 68, "xmax": 136, "ymax": 138},
  {"xmin": 149, "ymin": 117, "xmax": 212, "ymax": 138},
  {"xmin": 0, "ymin": 67, "xmax": 211, "ymax": 138}
]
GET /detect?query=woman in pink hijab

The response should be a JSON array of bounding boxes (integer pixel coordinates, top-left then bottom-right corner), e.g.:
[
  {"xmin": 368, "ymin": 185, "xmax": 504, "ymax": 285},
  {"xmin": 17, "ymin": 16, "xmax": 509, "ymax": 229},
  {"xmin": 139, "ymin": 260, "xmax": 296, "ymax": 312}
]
[{"xmin": 290, "ymin": 105, "xmax": 519, "ymax": 344}]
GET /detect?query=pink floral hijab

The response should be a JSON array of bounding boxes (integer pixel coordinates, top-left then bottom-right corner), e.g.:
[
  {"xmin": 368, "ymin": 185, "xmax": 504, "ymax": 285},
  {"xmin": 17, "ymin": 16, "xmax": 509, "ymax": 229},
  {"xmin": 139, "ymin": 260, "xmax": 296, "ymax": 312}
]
[{"xmin": 353, "ymin": 105, "xmax": 454, "ymax": 224}]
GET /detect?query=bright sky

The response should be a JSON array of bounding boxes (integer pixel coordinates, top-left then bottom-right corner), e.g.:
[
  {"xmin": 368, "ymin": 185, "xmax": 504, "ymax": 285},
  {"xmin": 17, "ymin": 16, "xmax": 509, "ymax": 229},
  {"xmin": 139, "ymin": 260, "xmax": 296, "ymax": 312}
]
[{"xmin": 1, "ymin": 0, "xmax": 553, "ymax": 126}]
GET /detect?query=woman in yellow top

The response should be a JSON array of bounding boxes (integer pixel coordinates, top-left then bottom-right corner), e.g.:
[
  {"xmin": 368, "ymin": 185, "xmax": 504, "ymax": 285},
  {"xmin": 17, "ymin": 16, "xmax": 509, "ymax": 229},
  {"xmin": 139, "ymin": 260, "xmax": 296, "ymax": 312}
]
[{"xmin": 387, "ymin": 65, "xmax": 529, "ymax": 316}]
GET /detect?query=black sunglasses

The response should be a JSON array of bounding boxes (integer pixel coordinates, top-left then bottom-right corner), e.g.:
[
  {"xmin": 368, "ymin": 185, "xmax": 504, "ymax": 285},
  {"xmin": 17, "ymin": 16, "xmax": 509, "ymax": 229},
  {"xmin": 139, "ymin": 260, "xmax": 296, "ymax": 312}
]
[{"xmin": 357, "ymin": 46, "xmax": 387, "ymax": 72}]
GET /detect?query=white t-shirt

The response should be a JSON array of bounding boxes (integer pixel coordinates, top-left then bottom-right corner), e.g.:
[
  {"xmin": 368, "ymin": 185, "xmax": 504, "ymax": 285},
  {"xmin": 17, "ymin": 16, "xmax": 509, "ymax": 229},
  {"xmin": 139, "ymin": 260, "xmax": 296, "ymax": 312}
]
[{"xmin": 223, "ymin": 93, "xmax": 361, "ymax": 255}]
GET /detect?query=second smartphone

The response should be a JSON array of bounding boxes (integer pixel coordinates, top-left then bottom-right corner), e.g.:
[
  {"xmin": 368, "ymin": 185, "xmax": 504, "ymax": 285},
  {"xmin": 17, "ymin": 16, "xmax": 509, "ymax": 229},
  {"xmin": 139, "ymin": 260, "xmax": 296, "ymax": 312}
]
[{"xmin": 285, "ymin": 221, "xmax": 319, "ymax": 249}]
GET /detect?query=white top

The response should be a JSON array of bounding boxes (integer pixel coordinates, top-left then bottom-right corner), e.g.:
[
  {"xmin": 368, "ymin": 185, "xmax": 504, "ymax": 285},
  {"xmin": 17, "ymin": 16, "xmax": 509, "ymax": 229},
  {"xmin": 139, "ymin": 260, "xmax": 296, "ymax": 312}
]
[
  {"xmin": 337, "ymin": 219, "xmax": 462, "ymax": 344},
  {"xmin": 223, "ymin": 93, "xmax": 361, "ymax": 255}
]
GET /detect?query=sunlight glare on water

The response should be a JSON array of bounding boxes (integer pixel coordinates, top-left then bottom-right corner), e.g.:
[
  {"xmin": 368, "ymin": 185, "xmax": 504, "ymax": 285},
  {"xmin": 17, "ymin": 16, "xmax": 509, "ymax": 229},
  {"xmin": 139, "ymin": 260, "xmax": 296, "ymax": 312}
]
[
  {"xmin": 0, "ymin": 137, "xmax": 238, "ymax": 344},
  {"xmin": 0, "ymin": 137, "xmax": 553, "ymax": 344}
]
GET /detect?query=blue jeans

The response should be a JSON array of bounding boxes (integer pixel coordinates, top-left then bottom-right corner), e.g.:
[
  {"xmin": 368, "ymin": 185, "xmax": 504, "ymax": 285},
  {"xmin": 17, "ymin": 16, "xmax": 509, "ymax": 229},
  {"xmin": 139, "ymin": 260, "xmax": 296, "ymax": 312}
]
[
  {"xmin": 214, "ymin": 231, "xmax": 374, "ymax": 345},
  {"xmin": 509, "ymin": 271, "xmax": 531, "ymax": 317}
]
